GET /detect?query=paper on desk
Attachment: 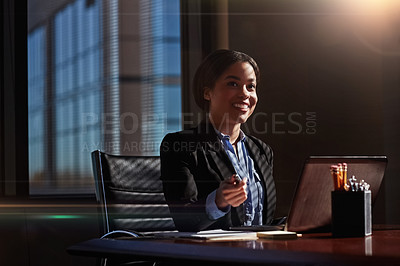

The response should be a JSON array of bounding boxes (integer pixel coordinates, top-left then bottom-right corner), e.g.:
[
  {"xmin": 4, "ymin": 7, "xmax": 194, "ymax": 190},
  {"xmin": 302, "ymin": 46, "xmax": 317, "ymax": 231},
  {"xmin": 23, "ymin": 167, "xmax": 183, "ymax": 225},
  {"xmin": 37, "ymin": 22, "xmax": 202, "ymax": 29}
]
[
  {"xmin": 257, "ymin": 230, "xmax": 298, "ymax": 240},
  {"xmin": 154, "ymin": 229, "xmax": 258, "ymax": 241}
]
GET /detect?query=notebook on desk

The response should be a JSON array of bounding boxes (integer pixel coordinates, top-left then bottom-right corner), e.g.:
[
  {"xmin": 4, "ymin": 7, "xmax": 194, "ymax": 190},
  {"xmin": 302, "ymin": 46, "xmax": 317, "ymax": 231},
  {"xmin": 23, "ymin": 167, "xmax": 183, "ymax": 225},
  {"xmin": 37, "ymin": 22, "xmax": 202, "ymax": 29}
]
[{"xmin": 230, "ymin": 156, "xmax": 387, "ymax": 233}]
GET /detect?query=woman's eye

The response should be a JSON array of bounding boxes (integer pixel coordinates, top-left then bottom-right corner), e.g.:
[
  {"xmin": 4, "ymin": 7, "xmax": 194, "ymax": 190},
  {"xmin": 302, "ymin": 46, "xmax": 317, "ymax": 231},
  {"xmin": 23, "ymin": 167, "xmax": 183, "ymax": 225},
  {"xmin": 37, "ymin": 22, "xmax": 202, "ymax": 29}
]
[
  {"xmin": 247, "ymin": 84, "xmax": 256, "ymax": 90},
  {"xmin": 227, "ymin": 81, "xmax": 238, "ymax": 87}
]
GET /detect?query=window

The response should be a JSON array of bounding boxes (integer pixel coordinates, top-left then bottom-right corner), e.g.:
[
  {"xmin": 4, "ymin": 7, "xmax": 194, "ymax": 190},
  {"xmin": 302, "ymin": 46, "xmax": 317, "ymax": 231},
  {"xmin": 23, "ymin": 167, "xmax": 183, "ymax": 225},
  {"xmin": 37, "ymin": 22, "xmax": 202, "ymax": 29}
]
[
  {"xmin": 140, "ymin": 0, "xmax": 182, "ymax": 152},
  {"xmin": 28, "ymin": 26, "xmax": 46, "ymax": 193},
  {"xmin": 28, "ymin": 0, "xmax": 181, "ymax": 195}
]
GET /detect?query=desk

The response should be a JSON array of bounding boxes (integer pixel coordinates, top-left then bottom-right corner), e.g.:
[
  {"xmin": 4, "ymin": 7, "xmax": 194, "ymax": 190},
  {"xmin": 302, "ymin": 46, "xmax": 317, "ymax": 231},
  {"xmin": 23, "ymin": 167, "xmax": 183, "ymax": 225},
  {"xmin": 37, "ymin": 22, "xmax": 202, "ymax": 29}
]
[{"xmin": 67, "ymin": 230, "xmax": 400, "ymax": 265}]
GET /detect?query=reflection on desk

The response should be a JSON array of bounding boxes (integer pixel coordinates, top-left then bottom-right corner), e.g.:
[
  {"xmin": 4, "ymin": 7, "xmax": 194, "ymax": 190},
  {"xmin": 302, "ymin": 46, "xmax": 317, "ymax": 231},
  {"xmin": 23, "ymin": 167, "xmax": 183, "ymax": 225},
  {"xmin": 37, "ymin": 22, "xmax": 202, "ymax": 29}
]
[{"xmin": 68, "ymin": 230, "xmax": 400, "ymax": 265}]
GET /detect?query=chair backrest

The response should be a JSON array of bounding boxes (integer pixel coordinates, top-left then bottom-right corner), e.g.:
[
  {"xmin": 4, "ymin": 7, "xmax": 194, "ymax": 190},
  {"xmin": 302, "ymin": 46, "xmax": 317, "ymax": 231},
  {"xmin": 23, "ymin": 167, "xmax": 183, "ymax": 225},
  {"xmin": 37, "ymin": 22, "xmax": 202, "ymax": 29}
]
[{"xmin": 91, "ymin": 150, "xmax": 176, "ymax": 235}]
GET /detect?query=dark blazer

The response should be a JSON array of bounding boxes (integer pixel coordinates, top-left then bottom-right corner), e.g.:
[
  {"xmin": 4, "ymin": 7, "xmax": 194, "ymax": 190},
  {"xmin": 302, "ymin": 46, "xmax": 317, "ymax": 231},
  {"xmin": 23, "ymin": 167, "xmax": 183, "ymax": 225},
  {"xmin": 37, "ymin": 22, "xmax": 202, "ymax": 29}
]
[{"xmin": 160, "ymin": 121, "xmax": 276, "ymax": 232}]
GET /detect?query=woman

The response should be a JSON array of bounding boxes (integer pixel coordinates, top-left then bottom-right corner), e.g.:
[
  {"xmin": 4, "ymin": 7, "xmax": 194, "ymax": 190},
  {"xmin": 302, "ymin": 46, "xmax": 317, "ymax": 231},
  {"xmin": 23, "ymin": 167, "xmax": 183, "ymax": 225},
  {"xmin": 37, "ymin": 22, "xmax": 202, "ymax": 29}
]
[{"xmin": 160, "ymin": 49, "xmax": 276, "ymax": 232}]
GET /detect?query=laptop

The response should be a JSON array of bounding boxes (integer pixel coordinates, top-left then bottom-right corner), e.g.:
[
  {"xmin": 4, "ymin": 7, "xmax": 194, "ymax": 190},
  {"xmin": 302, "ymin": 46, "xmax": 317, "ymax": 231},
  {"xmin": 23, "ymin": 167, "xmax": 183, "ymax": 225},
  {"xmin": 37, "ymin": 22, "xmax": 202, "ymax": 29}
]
[
  {"xmin": 230, "ymin": 156, "xmax": 387, "ymax": 233},
  {"xmin": 286, "ymin": 156, "xmax": 387, "ymax": 232}
]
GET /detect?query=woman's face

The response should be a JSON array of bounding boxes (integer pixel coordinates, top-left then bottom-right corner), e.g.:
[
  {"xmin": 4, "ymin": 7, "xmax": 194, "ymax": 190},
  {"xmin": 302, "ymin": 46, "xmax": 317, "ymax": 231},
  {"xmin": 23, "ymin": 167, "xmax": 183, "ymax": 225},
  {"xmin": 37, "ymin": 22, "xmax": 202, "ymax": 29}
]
[{"xmin": 204, "ymin": 62, "xmax": 258, "ymax": 127}]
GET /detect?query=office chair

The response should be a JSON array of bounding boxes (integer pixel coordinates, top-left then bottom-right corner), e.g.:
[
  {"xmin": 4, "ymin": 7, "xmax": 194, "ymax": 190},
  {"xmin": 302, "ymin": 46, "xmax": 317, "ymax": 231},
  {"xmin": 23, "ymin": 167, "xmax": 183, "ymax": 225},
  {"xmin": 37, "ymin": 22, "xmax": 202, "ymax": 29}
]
[{"xmin": 91, "ymin": 150, "xmax": 176, "ymax": 265}]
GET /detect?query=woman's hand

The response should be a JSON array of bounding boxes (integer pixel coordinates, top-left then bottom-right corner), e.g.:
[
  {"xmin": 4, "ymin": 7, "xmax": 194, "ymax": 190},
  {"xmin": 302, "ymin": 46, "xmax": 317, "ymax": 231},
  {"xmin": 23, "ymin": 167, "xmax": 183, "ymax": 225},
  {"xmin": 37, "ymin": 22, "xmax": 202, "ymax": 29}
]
[{"xmin": 215, "ymin": 175, "xmax": 248, "ymax": 210}]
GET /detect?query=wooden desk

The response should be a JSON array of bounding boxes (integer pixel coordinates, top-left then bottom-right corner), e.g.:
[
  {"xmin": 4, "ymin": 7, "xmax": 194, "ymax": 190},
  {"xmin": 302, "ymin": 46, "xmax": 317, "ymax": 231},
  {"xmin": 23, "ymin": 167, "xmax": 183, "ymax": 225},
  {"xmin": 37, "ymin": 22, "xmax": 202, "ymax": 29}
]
[{"xmin": 67, "ymin": 230, "xmax": 400, "ymax": 265}]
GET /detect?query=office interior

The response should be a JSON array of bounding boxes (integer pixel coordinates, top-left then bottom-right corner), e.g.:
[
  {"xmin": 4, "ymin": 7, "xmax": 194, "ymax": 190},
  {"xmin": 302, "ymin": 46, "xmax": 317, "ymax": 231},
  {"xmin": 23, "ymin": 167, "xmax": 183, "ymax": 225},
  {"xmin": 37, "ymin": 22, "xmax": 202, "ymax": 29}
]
[{"xmin": 2, "ymin": 0, "xmax": 400, "ymax": 265}]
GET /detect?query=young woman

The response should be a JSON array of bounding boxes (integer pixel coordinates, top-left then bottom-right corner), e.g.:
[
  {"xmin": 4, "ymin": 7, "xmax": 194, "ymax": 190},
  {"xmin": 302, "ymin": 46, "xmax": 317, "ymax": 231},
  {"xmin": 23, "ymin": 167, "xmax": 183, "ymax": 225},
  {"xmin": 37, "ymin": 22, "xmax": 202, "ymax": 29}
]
[{"xmin": 160, "ymin": 49, "xmax": 276, "ymax": 232}]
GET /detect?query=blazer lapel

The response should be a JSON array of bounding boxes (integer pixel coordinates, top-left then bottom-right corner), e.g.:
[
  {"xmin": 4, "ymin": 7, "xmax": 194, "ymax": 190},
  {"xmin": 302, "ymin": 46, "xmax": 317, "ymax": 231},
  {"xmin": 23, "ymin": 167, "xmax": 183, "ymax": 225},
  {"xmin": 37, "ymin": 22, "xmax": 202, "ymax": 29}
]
[
  {"xmin": 245, "ymin": 137, "xmax": 265, "ymax": 182},
  {"xmin": 198, "ymin": 121, "xmax": 236, "ymax": 181},
  {"xmin": 245, "ymin": 136, "xmax": 276, "ymax": 225},
  {"xmin": 207, "ymin": 147, "xmax": 236, "ymax": 181}
]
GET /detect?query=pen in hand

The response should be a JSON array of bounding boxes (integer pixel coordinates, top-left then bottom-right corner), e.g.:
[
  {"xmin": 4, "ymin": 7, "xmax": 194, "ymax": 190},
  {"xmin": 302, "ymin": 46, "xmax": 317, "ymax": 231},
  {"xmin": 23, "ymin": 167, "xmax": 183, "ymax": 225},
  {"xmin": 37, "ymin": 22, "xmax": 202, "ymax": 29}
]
[
  {"xmin": 233, "ymin": 174, "xmax": 242, "ymax": 185},
  {"xmin": 215, "ymin": 174, "xmax": 248, "ymax": 209}
]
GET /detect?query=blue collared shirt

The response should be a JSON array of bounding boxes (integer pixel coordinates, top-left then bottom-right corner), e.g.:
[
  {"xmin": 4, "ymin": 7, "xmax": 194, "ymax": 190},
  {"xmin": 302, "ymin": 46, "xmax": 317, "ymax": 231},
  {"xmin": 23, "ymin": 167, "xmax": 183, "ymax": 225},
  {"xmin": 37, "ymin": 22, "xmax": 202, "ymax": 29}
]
[{"xmin": 206, "ymin": 130, "xmax": 264, "ymax": 225}]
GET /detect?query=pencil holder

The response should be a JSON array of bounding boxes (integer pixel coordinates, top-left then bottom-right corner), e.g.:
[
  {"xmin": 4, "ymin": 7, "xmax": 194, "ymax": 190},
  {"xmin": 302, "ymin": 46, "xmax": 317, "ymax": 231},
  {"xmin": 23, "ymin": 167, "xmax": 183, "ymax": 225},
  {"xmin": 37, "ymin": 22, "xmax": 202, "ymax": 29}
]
[{"xmin": 331, "ymin": 190, "xmax": 372, "ymax": 237}]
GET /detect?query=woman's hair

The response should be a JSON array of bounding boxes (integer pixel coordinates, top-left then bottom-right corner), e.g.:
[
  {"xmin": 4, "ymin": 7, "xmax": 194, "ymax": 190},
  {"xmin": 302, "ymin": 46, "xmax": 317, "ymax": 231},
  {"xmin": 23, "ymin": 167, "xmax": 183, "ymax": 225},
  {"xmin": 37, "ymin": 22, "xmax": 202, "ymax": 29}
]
[{"xmin": 192, "ymin": 49, "xmax": 260, "ymax": 111}]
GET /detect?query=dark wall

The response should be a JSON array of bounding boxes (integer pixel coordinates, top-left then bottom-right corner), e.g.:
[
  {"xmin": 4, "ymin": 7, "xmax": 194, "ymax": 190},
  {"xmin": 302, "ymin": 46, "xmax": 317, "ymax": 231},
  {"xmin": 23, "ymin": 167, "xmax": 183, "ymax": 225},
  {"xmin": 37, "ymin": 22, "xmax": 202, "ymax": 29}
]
[
  {"xmin": 0, "ymin": 198, "xmax": 99, "ymax": 266},
  {"xmin": 228, "ymin": 0, "xmax": 400, "ymax": 223}
]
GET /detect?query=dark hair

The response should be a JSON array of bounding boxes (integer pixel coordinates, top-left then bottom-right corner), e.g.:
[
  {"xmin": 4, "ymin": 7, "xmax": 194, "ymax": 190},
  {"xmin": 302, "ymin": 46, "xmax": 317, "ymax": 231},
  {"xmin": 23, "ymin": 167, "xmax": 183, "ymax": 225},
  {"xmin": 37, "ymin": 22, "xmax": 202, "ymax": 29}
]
[{"xmin": 192, "ymin": 49, "xmax": 260, "ymax": 111}]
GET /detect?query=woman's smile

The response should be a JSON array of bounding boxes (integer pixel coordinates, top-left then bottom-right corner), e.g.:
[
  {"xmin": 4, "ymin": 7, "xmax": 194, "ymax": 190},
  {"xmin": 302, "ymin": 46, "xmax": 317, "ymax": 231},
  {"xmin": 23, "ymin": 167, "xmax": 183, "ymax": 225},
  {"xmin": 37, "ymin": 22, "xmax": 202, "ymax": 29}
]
[{"xmin": 232, "ymin": 102, "xmax": 250, "ymax": 112}]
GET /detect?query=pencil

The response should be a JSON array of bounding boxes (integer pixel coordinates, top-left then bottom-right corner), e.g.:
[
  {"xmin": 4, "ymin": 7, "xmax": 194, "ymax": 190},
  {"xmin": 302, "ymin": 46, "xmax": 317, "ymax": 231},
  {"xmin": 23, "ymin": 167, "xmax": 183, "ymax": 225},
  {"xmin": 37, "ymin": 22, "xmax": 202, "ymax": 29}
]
[{"xmin": 330, "ymin": 165, "xmax": 339, "ymax": 191}]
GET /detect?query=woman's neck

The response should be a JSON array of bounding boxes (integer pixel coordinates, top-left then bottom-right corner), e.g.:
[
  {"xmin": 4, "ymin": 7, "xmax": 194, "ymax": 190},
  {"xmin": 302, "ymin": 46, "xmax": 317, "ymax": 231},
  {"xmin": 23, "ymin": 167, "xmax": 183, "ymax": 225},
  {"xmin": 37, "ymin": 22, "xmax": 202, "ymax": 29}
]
[{"xmin": 209, "ymin": 114, "xmax": 241, "ymax": 144}]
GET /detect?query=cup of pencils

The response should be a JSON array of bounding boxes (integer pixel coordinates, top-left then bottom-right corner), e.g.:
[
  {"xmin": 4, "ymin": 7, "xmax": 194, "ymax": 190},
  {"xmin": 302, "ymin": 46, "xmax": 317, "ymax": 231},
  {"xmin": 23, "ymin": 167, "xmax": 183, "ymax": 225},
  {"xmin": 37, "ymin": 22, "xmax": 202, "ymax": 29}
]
[{"xmin": 330, "ymin": 163, "xmax": 372, "ymax": 237}]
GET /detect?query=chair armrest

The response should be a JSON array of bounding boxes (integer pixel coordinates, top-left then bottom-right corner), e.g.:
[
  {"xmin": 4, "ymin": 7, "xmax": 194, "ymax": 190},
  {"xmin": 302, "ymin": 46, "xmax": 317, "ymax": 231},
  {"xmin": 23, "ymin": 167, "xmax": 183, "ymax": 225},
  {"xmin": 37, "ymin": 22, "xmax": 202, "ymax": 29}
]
[{"xmin": 100, "ymin": 230, "xmax": 140, "ymax": 239}]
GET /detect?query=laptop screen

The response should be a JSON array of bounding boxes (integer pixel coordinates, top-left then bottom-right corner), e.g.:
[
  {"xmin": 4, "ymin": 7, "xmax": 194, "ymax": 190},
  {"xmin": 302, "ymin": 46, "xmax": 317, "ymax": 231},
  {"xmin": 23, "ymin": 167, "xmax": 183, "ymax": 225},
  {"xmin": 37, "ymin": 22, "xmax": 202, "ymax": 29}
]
[{"xmin": 286, "ymin": 156, "xmax": 387, "ymax": 232}]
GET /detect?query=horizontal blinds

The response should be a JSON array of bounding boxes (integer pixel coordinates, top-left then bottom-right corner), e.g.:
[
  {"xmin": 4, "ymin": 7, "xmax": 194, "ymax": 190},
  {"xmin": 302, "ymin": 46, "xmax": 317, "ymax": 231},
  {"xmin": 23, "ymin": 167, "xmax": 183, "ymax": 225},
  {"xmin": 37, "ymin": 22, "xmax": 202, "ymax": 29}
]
[{"xmin": 27, "ymin": 0, "xmax": 181, "ymax": 195}]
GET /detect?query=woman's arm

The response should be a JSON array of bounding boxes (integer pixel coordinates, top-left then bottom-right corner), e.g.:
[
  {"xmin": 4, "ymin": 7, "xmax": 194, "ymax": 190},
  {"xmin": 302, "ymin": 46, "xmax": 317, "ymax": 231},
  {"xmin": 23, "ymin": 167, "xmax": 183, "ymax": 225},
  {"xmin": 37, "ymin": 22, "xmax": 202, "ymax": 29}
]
[{"xmin": 160, "ymin": 133, "xmax": 222, "ymax": 232}]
